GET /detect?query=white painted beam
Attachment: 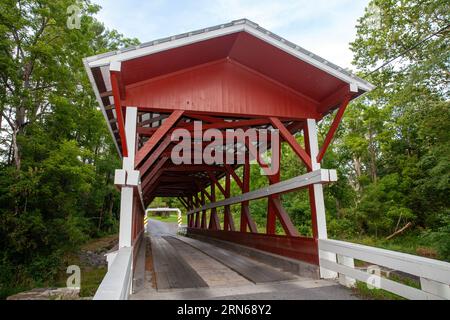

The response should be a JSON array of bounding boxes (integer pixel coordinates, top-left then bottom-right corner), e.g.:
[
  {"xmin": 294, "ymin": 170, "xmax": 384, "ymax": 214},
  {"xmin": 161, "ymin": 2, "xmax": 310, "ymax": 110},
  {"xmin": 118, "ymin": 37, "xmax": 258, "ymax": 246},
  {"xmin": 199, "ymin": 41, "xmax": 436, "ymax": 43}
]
[
  {"xmin": 319, "ymin": 238, "xmax": 450, "ymax": 300},
  {"xmin": 118, "ymin": 107, "xmax": 139, "ymax": 249},
  {"xmin": 186, "ymin": 169, "xmax": 336, "ymax": 215},
  {"xmin": 110, "ymin": 61, "xmax": 121, "ymax": 72},
  {"xmin": 93, "ymin": 247, "xmax": 132, "ymax": 300},
  {"xmin": 306, "ymin": 118, "xmax": 337, "ymax": 279}
]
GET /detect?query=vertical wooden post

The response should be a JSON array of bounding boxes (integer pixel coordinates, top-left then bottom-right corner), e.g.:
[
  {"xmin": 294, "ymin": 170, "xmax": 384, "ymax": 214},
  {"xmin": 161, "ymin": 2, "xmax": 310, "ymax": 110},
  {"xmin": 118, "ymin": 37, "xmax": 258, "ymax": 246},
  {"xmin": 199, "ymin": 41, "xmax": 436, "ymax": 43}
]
[
  {"xmin": 201, "ymin": 190, "xmax": 207, "ymax": 229},
  {"xmin": 267, "ymin": 138, "xmax": 281, "ymax": 234},
  {"xmin": 188, "ymin": 195, "xmax": 194, "ymax": 227},
  {"xmin": 194, "ymin": 193, "xmax": 201, "ymax": 228},
  {"xmin": 209, "ymin": 182, "xmax": 220, "ymax": 230},
  {"xmin": 240, "ymin": 152, "xmax": 250, "ymax": 232},
  {"xmin": 224, "ymin": 172, "xmax": 235, "ymax": 231},
  {"xmin": 119, "ymin": 107, "xmax": 137, "ymax": 249},
  {"xmin": 305, "ymin": 118, "xmax": 337, "ymax": 279}
]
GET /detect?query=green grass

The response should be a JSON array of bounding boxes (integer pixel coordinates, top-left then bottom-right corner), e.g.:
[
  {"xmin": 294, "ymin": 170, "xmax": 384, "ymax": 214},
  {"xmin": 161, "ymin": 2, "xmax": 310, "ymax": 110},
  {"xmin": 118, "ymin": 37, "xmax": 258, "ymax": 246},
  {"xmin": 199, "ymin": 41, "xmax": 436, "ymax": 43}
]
[
  {"xmin": 341, "ymin": 233, "xmax": 442, "ymax": 261},
  {"xmin": 149, "ymin": 214, "xmax": 187, "ymax": 224},
  {"xmin": 53, "ymin": 264, "xmax": 107, "ymax": 298},
  {"xmin": 353, "ymin": 281, "xmax": 405, "ymax": 300}
]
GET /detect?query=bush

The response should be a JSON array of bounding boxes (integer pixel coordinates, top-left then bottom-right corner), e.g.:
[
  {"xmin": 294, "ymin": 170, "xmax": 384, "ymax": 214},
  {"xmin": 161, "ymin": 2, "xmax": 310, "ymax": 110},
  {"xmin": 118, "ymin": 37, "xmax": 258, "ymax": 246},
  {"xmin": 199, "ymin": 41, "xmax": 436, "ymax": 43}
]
[{"xmin": 421, "ymin": 213, "xmax": 450, "ymax": 261}]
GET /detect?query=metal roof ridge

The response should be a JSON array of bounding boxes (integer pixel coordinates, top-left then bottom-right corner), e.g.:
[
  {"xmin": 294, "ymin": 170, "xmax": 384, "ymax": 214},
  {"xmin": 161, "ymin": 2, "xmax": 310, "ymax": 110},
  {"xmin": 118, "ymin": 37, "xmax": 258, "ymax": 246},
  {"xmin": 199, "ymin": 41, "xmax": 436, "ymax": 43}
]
[{"xmin": 84, "ymin": 18, "xmax": 374, "ymax": 91}]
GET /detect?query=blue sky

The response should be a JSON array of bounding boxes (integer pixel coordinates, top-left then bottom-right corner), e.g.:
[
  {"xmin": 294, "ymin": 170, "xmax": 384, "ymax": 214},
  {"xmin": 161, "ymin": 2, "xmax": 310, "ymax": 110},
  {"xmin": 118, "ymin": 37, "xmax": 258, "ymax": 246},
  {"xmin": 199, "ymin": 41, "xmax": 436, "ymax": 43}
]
[{"xmin": 92, "ymin": 0, "xmax": 370, "ymax": 69}]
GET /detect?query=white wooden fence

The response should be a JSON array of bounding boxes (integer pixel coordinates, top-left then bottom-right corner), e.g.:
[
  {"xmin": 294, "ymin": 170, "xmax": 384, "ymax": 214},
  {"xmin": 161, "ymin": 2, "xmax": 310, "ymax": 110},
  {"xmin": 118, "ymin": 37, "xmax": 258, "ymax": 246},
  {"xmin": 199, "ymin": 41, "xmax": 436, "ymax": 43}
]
[
  {"xmin": 318, "ymin": 239, "xmax": 450, "ymax": 300},
  {"xmin": 93, "ymin": 247, "xmax": 133, "ymax": 300}
]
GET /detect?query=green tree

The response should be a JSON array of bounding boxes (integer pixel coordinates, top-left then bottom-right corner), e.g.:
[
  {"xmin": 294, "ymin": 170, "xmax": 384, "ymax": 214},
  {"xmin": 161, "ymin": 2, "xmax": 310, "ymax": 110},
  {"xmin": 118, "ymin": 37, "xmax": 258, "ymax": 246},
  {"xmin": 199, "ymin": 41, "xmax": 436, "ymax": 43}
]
[
  {"xmin": 335, "ymin": 0, "xmax": 450, "ymax": 252},
  {"xmin": 0, "ymin": 0, "xmax": 138, "ymax": 297}
]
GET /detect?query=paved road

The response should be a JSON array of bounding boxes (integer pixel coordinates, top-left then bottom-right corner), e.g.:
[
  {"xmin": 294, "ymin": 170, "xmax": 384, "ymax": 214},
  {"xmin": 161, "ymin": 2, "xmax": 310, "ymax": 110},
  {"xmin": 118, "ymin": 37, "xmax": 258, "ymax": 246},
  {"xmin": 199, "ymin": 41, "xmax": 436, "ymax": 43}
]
[
  {"xmin": 134, "ymin": 219, "xmax": 360, "ymax": 300},
  {"xmin": 146, "ymin": 218, "xmax": 178, "ymax": 236}
]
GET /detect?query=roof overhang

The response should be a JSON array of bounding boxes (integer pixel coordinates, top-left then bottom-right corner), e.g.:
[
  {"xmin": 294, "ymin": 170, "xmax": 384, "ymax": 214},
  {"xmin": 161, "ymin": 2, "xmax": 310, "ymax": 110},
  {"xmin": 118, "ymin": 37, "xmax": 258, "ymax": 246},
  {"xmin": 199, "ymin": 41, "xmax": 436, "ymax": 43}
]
[{"xmin": 83, "ymin": 18, "xmax": 374, "ymax": 157}]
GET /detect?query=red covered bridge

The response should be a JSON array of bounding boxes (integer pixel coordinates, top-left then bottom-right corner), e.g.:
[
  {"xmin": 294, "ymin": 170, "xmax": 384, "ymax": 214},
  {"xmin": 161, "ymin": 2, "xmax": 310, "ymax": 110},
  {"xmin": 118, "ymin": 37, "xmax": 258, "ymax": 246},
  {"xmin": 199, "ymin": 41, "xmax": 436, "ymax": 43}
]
[{"xmin": 83, "ymin": 19, "xmax": 450, "ymax": 300}]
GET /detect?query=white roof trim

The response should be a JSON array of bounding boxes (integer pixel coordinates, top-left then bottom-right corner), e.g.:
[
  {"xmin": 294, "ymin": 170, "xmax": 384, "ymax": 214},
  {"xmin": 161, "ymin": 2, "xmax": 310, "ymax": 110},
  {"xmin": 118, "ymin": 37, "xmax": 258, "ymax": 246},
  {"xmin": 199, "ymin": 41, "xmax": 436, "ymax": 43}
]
[
  {"xmin": 84, "ymin": 19, "xmax": 374, "ymax": 92},
  {"xmin": 82, "ymin": 58, "xmax": 122, "ymax": 157},
  {"xmin": 86, "ymin": 24, "xmax": 244, "ymax": 68}
]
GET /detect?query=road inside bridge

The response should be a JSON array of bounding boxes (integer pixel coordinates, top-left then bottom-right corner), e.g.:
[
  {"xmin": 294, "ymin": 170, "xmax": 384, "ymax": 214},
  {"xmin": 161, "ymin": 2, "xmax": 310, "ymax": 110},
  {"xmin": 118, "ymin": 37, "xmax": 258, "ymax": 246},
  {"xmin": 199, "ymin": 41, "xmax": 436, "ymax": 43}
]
[
  {"xmin": 146, "ymin": 218, "xmax": 178, "ymax": 236},
  {"xmin": 130, "ymin": 219, "xmax": 359, "ymax": 300}
]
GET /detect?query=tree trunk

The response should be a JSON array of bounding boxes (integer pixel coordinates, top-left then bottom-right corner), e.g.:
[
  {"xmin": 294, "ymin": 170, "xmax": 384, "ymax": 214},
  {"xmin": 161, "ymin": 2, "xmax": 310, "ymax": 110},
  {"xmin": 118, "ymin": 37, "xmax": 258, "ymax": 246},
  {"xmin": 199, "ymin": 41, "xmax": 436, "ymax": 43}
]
[
  {"xmin": 368, "ymin": 129, "xmax": 378, "ymax": 183},
  {"xmin": 12, "ymin": 127, "xmax": 20, "ymax": 170},
  {"xmin": 353, "ymin": 156, "xmax": 362, "ymax": 191}
]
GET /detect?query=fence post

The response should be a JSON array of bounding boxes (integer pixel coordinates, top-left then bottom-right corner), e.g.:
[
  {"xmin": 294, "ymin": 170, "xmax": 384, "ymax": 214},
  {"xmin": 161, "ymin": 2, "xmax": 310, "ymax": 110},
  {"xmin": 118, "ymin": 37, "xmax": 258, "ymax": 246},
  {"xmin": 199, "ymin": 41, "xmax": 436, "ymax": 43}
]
[
  {"xmin": 305, "ymin": 119, "xmax": 337, "ymax": 279},
  {"xmin": 337, "ymin": 254, "xmax": 356, "ymax": 287}
]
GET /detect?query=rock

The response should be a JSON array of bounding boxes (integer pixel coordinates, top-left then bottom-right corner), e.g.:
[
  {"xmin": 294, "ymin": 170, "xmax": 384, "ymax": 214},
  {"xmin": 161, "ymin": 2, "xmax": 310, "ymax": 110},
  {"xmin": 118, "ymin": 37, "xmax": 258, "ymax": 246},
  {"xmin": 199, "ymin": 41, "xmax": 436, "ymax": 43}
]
[
  {"xmin": 78, "ymin": 250, "xmax": 107, "ymax": 268},
  {"xmin": 7, "ymin": 287, "xmax": 80, "ymax": 300}
]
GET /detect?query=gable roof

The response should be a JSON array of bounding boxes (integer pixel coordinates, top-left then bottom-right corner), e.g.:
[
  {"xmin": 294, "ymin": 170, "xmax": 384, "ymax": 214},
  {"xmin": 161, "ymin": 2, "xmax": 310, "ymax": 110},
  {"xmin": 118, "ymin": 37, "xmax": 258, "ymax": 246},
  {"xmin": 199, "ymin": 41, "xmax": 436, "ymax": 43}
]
[
  {"xmin": 83, "ymin": 18, "xmax": 374, "ymax": 156},
  {"xmin": 85, "ymin": 18, "xmax": 373, "ymax": 89}
]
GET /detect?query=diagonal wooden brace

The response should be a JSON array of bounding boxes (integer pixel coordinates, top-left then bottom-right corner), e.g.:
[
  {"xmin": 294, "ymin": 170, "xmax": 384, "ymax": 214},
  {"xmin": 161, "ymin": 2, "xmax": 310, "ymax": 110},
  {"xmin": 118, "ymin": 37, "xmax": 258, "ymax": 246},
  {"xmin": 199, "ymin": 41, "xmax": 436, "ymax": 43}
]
[
  {"xmin": 135, "ymin": 110, "xmax": 184, "ymax": 168},
  {"xmin": 269, "ymin": 117, "xmax": 312, "ymax": 171}
]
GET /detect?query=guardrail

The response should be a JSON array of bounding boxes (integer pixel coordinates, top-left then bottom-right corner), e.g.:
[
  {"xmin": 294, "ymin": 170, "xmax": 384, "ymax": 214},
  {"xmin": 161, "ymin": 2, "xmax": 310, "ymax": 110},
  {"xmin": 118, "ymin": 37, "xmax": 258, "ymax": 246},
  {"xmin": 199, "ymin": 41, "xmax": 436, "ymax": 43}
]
[
  {"xmin": 93, "ymin": 247, "xmax": 133, "ymax": 300},
  {"xmin": 318, "ymin": 239, "xmax": 450, "ymax": 300}
]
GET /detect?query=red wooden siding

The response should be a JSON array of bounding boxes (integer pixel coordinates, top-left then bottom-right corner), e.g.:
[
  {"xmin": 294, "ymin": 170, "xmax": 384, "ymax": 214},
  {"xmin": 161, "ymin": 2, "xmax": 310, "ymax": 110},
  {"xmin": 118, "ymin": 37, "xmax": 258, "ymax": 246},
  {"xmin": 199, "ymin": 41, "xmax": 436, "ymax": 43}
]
[
  {"xmin": 187, "ymin": 228, "xmax": 319, "ymax": 265},
  {"xmin": 125, "ymin": 59, "xmax": 320, "ymax": 119}
]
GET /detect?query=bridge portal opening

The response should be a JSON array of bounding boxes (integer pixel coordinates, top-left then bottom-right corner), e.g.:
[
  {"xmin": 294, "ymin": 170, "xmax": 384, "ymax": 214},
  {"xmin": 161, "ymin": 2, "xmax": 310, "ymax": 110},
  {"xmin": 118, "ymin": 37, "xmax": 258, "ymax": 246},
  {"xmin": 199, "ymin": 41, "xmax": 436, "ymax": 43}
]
[{"xmin": 83, "ymin": 19, "xmax": 374, "ymax": 294}]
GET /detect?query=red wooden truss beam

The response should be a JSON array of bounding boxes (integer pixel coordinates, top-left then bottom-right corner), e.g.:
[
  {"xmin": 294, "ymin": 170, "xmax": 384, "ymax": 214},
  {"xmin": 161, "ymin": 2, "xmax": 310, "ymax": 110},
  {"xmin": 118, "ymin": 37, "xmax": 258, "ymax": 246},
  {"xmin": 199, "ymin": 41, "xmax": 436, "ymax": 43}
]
[
  {"xmin": 139, "ymin": 135, "xmax": 172, "ymax": 177},
  {"xmin": 207, "ymin": 172, "xmax": 226, "ymax": 195},
  {"xmin": 318, "ymin": 84, "xmax": 355, "ymax": 114},
  {"xmin": 135, "ymin": 110, "xmax": 184, "ymax": 168},
  {"xmin": 316, "ymin": 95, "xmax": 351, "ymax": 163},
  {"xmin": 178, "ymin": 197, "xmax": 189, "ymax": 210},
  {"xmin": 240, "ymin": 154, "xmax": 258, "ymax": 233},
  {"xmin": 245, "ymin": 140, "xmax": 278, "ymax": 184},
  {"xmin": 194, "ymin": 180, "xmax": 211, "ymax": 201},
  {"xmin": 141, "ymin": 156, "xmax": 168, "ymax": 191},
  {"xmin": 143, "ymin": 174, "xmax": 164, "ymax": 205},
  {"xmin": 223, "ymin": 172, "xmax": 235, "ymax": 231},
  {"xmin": 193, "ymin": 193, "xmax": 201, "ymax": 207},
  {"xmin": 207, "ymin": 172, "xmax": 235, "ymax": 231},
  {"xmin": 137, "ymin": 118, "xmax": 271, "ymax": 136},
  {"xmin": 241, "ymin": 206, "xmax": 258, "ymax": 233},
  {"xmin": 165, "ymin": 165, "xmax": 224, "ymax": 172},
  {"xmin": 138, "ymin": 114, "xmax": 169, "ymax": 127},
  {"xmin": 208, "ymin": 183, "xmax": 220, "ymax": 230},
  {"xmin": 185, "ymin": 113, "xmax": 226, "ymax": 123},
  {"xmin": 110, "ymin": 71, "xmax": 128, "ymax": 157},
  {"xmin": 267, "ymin": 138, "xmax": 280, "ymax": 235},
  {"xmin": 269, "ymin": 198, "xmax": 300, "ymax": 237},
  {"xmin": 224, "ymin": 165, "xmax": 243, "ymax": 190},
  {"xmin": 201, "ymin": 191, "xmax": 207, "ymax": 228},
  {"xmin": 269, "ymin": 117, "xmax": 312, "ymax": 171}
]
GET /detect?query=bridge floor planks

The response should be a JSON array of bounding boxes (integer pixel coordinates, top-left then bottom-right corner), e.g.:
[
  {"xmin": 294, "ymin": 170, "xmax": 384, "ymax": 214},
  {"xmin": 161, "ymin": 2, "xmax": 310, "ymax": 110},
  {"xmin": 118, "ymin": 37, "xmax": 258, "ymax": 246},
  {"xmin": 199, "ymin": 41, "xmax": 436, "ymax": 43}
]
[
  {"xmin": 151, "ymin": 237, "xmax": 208, "ymax": 290},
  {"xmin": 164, "ymin": 236, "xmax": 297, "ymax": 284}
]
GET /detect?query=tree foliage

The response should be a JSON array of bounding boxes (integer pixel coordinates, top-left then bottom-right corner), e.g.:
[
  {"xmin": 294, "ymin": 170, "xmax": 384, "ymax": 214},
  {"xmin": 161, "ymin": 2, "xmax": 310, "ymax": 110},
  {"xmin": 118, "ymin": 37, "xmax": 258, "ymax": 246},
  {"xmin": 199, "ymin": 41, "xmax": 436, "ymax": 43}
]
[
  {"xmin": 0, "ymin": 0, "xmax": 138, "ymax": 296},
  {"xmin": 0, "ymin": 0, "xmax": 449, "ymax": 298},
  {"xmin": 240, "ymin": 0, "xmax": 449, "ymax": 259}
]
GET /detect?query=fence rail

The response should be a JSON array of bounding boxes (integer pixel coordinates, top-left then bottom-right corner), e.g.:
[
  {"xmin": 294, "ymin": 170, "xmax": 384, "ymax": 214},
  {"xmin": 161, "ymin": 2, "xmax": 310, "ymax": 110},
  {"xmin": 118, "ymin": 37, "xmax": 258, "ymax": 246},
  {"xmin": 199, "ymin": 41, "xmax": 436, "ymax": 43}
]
[
  {"xmin": 187, "ymin": 169, "xmax": 336, "ymax": 215},
  {"xmin": 93, "ymin": 247, "xmax": 133, "ymax": 300},
  {"xmin": 318, "ymin": 239, "xmax": 450, "ymax": 300}
]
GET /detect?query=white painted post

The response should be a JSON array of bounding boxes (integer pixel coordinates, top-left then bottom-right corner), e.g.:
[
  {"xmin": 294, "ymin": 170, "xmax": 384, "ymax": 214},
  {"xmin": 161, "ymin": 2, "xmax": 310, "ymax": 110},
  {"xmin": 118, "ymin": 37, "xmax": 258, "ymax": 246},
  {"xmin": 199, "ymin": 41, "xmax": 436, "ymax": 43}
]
[
  {"xmin": 420, "ymin": 278, "xmax": 450, "ymax": 299},
  {"xmin": 306, "ymin": 119, "xmax": 338, "ymax": 279},
  {"xmin": 118, "ymin": 107, "xmax": 138, "ymax": 249},
  {"xmin": 337, "ymin": 254, "xmax": 356, "ymax": 287}
]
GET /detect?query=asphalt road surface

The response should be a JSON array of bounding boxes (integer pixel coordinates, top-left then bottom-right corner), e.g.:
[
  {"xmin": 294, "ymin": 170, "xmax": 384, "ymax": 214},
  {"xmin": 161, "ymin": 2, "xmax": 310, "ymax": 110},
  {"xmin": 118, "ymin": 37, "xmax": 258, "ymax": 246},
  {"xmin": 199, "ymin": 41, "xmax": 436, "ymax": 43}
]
[{"xmin": 146, "ymin": 218, "xmax": 178, "ymax": 236}]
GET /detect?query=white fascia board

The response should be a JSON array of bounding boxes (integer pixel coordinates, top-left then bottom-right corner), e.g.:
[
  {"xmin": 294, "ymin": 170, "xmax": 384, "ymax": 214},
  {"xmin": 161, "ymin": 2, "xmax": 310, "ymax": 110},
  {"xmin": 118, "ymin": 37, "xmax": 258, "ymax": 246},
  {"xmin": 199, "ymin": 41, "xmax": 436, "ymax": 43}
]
[
  {"xmin": 242, "ymin": 25, "xmax": 375, "ymax": 92},
  {"xmin": 86, "ymin": 24, "xmax": 246, "ymax": 68},
  {"xmin": 82, "ymin": 58, "xmax": 122, "ymax": 157},
  {"xmin": 110, "ymin": 61, "xmax": 121, "ymax": 72},
  {"xmin": 85, "ymin": 21, "xmax": 374, "ymax": 93}
]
